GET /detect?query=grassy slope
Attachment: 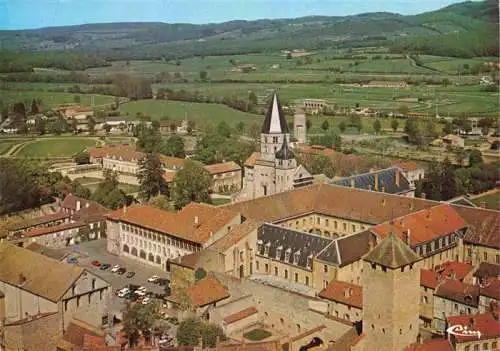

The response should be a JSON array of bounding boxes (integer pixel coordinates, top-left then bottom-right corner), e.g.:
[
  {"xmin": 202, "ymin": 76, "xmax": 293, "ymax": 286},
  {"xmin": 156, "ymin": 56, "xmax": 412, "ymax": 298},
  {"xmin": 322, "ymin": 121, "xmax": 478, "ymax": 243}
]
[
  {"xmin": 0, "ymin": 91, "xmax": 116, "ymax": 108},
  {"xmin": 119, "ymin": 100, "xmax": 263, "ymax": 127},
  {"xmin": 16, "ymin": 138, "xmax": 97, "ymax": 157}
]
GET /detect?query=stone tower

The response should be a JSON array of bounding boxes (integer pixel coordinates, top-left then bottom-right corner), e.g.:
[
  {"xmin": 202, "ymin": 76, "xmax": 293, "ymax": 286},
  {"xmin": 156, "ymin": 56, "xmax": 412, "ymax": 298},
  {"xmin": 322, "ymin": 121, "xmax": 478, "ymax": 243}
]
[
  {"xmin": 294, "ymin": 107, "xmax": 306, "ymax": 144},
  {"xmin": 362, "ymin": 232, "xmax": 421, "ymax": 351},
  {"xmin": 274, "ymin": 137, "xmax": 297, "ymax": 193},
  {"xmin": 260, "ymin": 92, "xmax": 289, "ymax": 160}
]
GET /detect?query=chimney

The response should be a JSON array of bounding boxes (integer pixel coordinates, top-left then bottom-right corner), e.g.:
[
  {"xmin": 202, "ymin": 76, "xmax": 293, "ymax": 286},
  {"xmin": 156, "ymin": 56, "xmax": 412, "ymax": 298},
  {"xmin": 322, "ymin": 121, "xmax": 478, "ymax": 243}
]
[
  {"xmin": 123, "ymin": 205, "xmax": 127, "ymax": 214},
  {"xmin": 405, "ymin": 229, "xmax": 411, "ymax": 245},
  {"xmin": 480, "ymin": 202, "xmax": 487, "ymax": 209},
  {"xmin": 421, "ymin": 192, "xmax": 426, "ymax": 199},
  {"xmin": 350, "ymin": 178, "xmax": 355, "ymax": 188},
  {"xmin": 395, "ymin": 170, "xmax": 400, "ymax": 187},
  {"xmin": 374, "ymin": 174, "xmax": 379, "ymax": 191},
  {"xmin": 344, "ymin": 288, "xmax": 351, "ymax": 298},
  {"xmin": 76, "ymin": 200, "xmax": 81, "ymax": 211}
]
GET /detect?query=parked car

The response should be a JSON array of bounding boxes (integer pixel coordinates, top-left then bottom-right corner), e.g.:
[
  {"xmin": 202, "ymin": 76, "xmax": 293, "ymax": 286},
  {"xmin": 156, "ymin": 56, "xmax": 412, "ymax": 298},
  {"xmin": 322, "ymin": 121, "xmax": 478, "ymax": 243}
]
[
  {"xmin": 100, "ymin": 263, "xmax": 111, "ymax": 270},
  {"xmin": 91, "ymin": 260, "xmax": 101, "ymax": 267},
  {"xmin": 117, "ymin": 288, "xmax": 130, "ymax": 298},
  {"xmin": 67, "ymin": 257, "xmax": 78, "ymax": 264},
  {"xmin": 157, "ymin": 278, "xmax": 170, "ymax": 286},
  {"xmin": 117, "ymin": 267, "xmax": 127, "ymax": 275},
  {"xmin": 141, "ymin": 297, "xmax": 151, "ymax": 305},
  {"xmin": 147, "ymin": 275, "xmax": 160, "ymax": 283},
  {"xmin": 111, "ymin": 265, "xmax": 121, "ymax": 273},
  {"xmin": 126, "ymin": 271, "xmax": 135, "ymax": 278}
]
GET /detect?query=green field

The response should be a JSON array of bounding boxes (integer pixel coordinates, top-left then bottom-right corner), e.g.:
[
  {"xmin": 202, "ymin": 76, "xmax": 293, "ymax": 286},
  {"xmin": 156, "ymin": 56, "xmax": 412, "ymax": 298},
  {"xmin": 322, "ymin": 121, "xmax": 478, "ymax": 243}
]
[
  {"xmin": 16, "ymin": 138, "xmax": 98, "ymax": 158},
  {"xmin": 119, "ymin": 100, "xmax": 263, "ymax": 127},
  {"xmin": 472, "ymin": 190, "xmax": 500, "ymax": 211},
  {"xmin": 0, "ymin": 90, "xmax": 116, "ymax": 109},
  {"xmin": 0, "ymin": 139, "xmax": 29, "ymax": 155},
  {"xmin": 243, "ymin": 328, "xmax": 272, "ymax": 341}
]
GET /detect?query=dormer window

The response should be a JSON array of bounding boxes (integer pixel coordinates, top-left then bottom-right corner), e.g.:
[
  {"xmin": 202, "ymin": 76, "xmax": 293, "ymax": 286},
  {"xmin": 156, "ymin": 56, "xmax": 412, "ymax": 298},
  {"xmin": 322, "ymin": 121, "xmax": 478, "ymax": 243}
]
[
  {"xmin": 257, "ymin": 240, "xmax": 263, "ymax": 253},
  {"xmin": 306, "ymin": 255, "xmax": 313, "ymax": 269},
  {"xmin": 264, "ymin": 242, "xmax": 271, "ymax": 256},
  {"xmin": 284, "ymin": 248, "xmax": 291, "ymax": 262},
  {"xmin": 293, "ymin": 251, "xmax": 300, "ymax": 265},
  {"xmin": 276, "ymin": 245, "xmax": 283, "ymax": 260}
]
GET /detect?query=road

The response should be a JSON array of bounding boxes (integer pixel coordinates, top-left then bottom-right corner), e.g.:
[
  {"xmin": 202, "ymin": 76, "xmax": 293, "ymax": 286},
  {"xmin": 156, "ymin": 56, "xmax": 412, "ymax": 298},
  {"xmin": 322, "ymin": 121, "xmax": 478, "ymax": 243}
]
[{"xmin": 69, "ymin": 239, "xmax": 170, "ymax": 316}]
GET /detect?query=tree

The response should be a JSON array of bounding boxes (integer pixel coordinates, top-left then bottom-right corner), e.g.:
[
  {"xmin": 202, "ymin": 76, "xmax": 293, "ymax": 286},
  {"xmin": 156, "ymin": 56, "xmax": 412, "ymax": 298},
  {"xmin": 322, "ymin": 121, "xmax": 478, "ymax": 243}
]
[
  {"xmin": 306, "ymin": 119, "xmax": 312, "ymax": 131},
  {"xmin": 177, "ymin": 317, "xmax": 202, "ymax": 346},
  {"xmin": 443, "ymin": 121, "xmax": 454, "ymax": 135},
  {"xmin": 0, "ymin": 159, "xmax": 40, "ymax": 215},
  {"xmin": 123, "ymin": 301, "xmax": 158, "ymax": 347},
  {"xmin": 391, "ymin": 119, "xmax": 399, "ymax": 132},
  {"xmin": 149, "ymin": 195, "xmax": 173, "ymax": 211},
  {"xmin": 195, "ymin": 268, "xmax": 207, "ymax": 281},
  {"xmin": 161, "ymin": 135, "xmax": 185, "ymax": 158},
  {"xmin": 199, "ymin": 70, "xmax": 208, "ymax": 81},
  {"xmin": 71, "ymin": 118, "xmax": 78, "ymax": 134},
  {"xmin": 248, "ymin": 91, "xmax": 258, "ymax": 105},
  {"xmin": 137, "ymin": 153, "xmax": 166, "ymax": 202},
  {"xmin": 469, "ymin": 150, "xmax": 484, "ymax": 167},
  {"xmin": 441, "ymin": 157, "xmax": 457, "ymax": 200},
  {"xmin": 235, "ymin": 121, "xmax": 245, "ymax": 135},
  {"xmin": 91, "ymin": 170, "xmax": 130, "ymax": 209},
  {"xmin": 74, "ymin": 151, "xmax": 90, "ymax": 165},
  {"xmin": 201, "ymin": 323, "xmax": 226, "ymax": 348},
  {"xmin": 172, "ymin": 161, "xmax": 212, "ymax": 210},
  {"xmin": 338, "ymin": 121, "xmax": 347, "ymax": 133},
  {"xmin": 217, "ymin": 121, "xmax": 231, "ymax": 138},
  {"xmin": 348, "ymin": 115, "xmax": 362, "ymax": 132},
  {"xmin": 286, "ymin": 52, "xmax": 292, "ymax": 59},
  {"xmin": 321, "ymin": 120, "xmax": 329, "ymax": 132},
  {"xmin": 34, "ymin": 116, "xmax": 46, "ymax": 135},
  {"xmin": 103, "ymin": 123, "xmax": 112, "ymax": 135},
  {"xmin": 87, "ymin": 116, "xmax": 96, "ymax": 135},
  {"xmin": 398, "ymin": 104, "xmax": 409, "ymax": 116},
  {"xmin": 373, "ymin": 119, "xmax": 382, "ymax": 134},
  {"xmin": 478, "ymin": 117, "xmax": 494, "ymax": 136},
  {"xmin": 310, "ymin": 131, "xmax": 341, "ymax": 150},
  {"xmin": 248, "ymin": 122, "xmax": 260, "ymax": 142},
  {"xmin": 30, "ymin": 99, "xmax": 40, "ymax": 114}
]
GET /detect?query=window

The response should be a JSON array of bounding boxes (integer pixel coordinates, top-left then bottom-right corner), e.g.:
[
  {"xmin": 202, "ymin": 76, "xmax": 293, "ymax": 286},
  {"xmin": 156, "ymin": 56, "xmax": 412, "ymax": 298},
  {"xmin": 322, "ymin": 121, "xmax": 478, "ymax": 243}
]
[
  {"xmin": 92, "ymin": 278, "xmax": 96, "ymax": 290},
  {"xmin": 316, "ymin": 217, "xmax": 320, "ymax": 224},
  {"xmin": 445, "ymin": 236, "xmax": 449, "ymax": 246},
  {"xmin": 422, "ymin": 296, "xmax": 428, "ymax": 304},
  {"xmin": 496, "ymin": 255, "xmax": 499, "ymax": 264},
  {"xmin": 293, "ymin": 251, "xmax": 300, "ymax": 265},
  {"xmin": 295, "ymin": 273, "xmax": 298, "ymax": 282},
  {"xmin": 76, "ymin": 296, "xmax": 80, "ymax": 307},
  {"xmin": 484, "ymin": 252, "xmax": 488, "ymax": 261},
  {"xmin": 324, "ymin": 280, "xmax": 328, "ymax": 289},
  {"xmin": 256, "ymin": 261, "xmax": 259, "ymax": 271},
  {"xmin": 465, "ymin": 346, "xmax": 470, "ymax": 351},
  {"xmin": 382, "ymin": 328, "xmax": 385, "ymax": 334},
  {"xmin": 305, "ymin": 276, "xmax": 309, "ymax": 286},
  {"xmin": 474, "ymin": 345, "xmax": 479, "ymax": 351},
  {"xmin": 482, "ymin": 343, "xmax": 488, "ymax": 350},
  {"xmin": 306, "ymin": 255, "xmax": 312, "ymax": 269},
  {"xmin": 324, "ymin": 264, "xmax": 328, "ymax": 273},
  {"xmin": 240, "ymin": 251, "xmax": 244, "ymax": 262},
  {"xmin": 343, "ymin": 223, "xmax": 347, "ymax": 231},
  {"xmin": 276, "ymin": 246, "xmax": 282, "ymax": 260},
  {"xmin": 285, "ymin": 248, "xmax": 291, "ymax": 262},
  {"xmin": 352, "ymin": 224, "xmax": 356, "ymax": 232},
  {"xmin": 265, "ymin": 264, "xmax": 269, "ymax": 273},
  {"xmin": 257, "ymin": 240, "xmax": 263, "ymax": 253},
  {"xmin": 492, "ymin": 342, "xmax": 497, "ymax": 349},
  {"xmin": 264, "ymin": 242, "xmax": 270, "ymax": 256},
  {"xmin": 325, "ymin": 219, "xmax": 329, "ymax": 226},
  {"xmin": 274, "ymin": 266, "xmax": 278, "ymax": 276},
  {"xmin": 284, "ymin": 269, "xmax": 288, "ymax": 279}
]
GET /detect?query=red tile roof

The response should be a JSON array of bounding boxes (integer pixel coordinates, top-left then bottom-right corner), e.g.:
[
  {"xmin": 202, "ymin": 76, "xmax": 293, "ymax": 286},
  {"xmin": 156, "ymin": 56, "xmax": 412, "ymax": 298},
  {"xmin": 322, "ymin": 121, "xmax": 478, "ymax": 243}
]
[
  {"xmin": 435, "ymin": 279, "xmax": 479, "ymax": 307},
  {"xmin": 244, "ymin": 152, "xmax": 260, "ymax": 167},
  {"xmin": 186, "ymin": 275, "xmax": 230, "ymax": 307},
  {"xmin": 371, "ymin": 204, "xmax": 467, "ymax": 246},
  {"xmin": 289, "ymin": 325, "xmax": 327, "ymax": 342},
  {"xmin": 62, "ymin": 194, "xmax": 101, "ymax": 212},
  {"xmin": 318, "ymin": 280, "xmax": 363, "ymax": 309},
  {"xmin": 403, "ymin": 339, "xmax": 453, "ymax": 351},
  {"xmin": 298, "ymin": 145, "xmax": 336, "ymax": 157},
  {"xmin": 455, "ymin": 206, "xmax": 500, "ymax": 249},
  {"xmin": 88, "ymin": 146, "xmax": 185, "ymax": 169},
  {"xmin": 204, "ymin": 161, "xmax": 241, "ymax": 175},
  {"xmin": 394, "ymin": 161, "xmax": 421, "ymax": 172},
  {"xmin": 447, "ymin": 311, "xmax": 500, "ymax": 343},
  {"xmin": 8, "ymin": 211, "xmax": 71, "ymax": 231},
  {"xmin": 23, "ymin": 221, "xmax": 86, "ymax": 238},
  {"xmin": 107, "ymin": 203, "xmax": 239, "ymax": 245},
  {"xmin": 223, "ymin": 306, "xmax": 258, "ymax": 324},
  {"xmin": 209, "ymin": 219, "xmax": 260, "ymax": 251},
  {"xmin": 421, "ymin": 269, "xmax": 441, "ymax": 290},
  {"xmin": 162, "ymin": 171, "xmax": 177, "ymax": 183},
  {"xmin": 480, "ymin": 278, "xmax": 500, "ymax": 300},
  {"xmin": 62, "ymin": 319, "xmax": 104, "ymax": 347},
  {"xmin": 436, "ymin": 261, "xmax": 473, "ymax": 281}
]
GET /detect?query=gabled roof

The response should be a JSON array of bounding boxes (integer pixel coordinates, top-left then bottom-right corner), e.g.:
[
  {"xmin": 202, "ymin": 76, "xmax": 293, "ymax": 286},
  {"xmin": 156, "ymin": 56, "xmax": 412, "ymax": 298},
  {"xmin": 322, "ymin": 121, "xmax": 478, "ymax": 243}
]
[
  {"xmin": 223, "ymin": 306, "xmax": 258, "ymax": 324},
  {"xmin": 23, "ymin": 221, "xmax": 86, "ymax": 238},
  {"xmin": 420, "ymin": 269, "xmax": 441, "ymax": 289},
  {"xmin": 186, "ymin": 275, "xmax": 230, "ymax": 307},
  {"xmin": 473, "ymin": 262, "xmax": 500, "ymax": 279},
  {"xmin": 8, "ymin": 211, "xmax": 70, "ymax": 231},
  {"xmin": 363, "ymin": 232, "xmax": 421, "ymax": 269},
  {"xmin": 209, "ymin": 219, "xmax": 261, "ymax": 252},
  {"xmin": 435, "ymin": 279, "xmax": 479, "ymax": 307},
  {"xmin": 261, "ymin": 92, "xmax": 288, "ymax": 134},
  {"xmin": 315, "ymin": 230, "xmax": 376, "ymax": 267},
  {"xmin": 480, "ymin": 278, "xmax": 500, "ymax": 300},
  {"xmin": 61, "ymin": 194, "xmax": 101, "ymax": 212},
  {"xmin": 454, "ymin": 205, "xmax": 500, "ymax": 249},
  {"xmin": 244, "ymin": 151, "xmax": 260, "ymax": 168},
  {"xmin": 331, "ymin": 167, "xmax": 411, "ymax": 195},
  {"xmin": 371, "ymin": 204, "xmax": 467, "ymax": 247},
  {"xmin": 319, "ymin": 280, "xmax": 363, "ymax": 309},
  {"xmin": 447, "ymin": 311, "xmax": 500, "ymax": 343},
  {"xmin": 437, "ymin": 261, "xmax": 473, "ymax": 281},
  {"xmin": 204, "ymin": 161, "xmax": 241, "ymax": 175},
  {"xmin": 0, "ymin": 243, "xmax": 84, "ymax": 302}
]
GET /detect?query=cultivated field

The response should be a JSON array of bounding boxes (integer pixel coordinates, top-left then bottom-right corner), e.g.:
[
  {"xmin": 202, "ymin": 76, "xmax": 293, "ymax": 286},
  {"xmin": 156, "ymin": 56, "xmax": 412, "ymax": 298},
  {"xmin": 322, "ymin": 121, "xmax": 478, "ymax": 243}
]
[
  {"xmin": 0, "ymin": 91, "xmax": 116, "ymax": 108},
  {"xmin": 15, "ymin": 138, "xmax": 98, "ymax": 158},
  {"xmin": 119, "ymin": 100, "xmax": 263, "ymax": 127}
]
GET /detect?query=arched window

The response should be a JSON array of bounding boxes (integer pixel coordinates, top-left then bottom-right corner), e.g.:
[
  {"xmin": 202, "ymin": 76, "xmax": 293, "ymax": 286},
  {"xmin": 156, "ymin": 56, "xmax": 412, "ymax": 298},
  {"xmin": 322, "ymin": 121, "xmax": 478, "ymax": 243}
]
[
  {"xmin": 123, "ymin": 244, "xmax": 129, "ymax": 253},
  {"xmin": 131, "ymin": 247, "xmax": 138, "ymax": 256},
  {"xmin": 156, "ymin": 256, "xmax": 161, "ymax": 264},
  {"xmin": 148, "ymin": 253, "xmax": 154, "ymax": 262},
  {"xmin": 140, "ymin": 250, "xmax": 146, "ymax": 259}
]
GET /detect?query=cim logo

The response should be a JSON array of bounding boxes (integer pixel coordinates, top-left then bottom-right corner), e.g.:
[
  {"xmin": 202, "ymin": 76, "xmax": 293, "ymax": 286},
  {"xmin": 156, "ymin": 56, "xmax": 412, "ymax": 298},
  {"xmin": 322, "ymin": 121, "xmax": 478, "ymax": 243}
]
[{"xmin": 446, "ymin": 325, "xmax": 482, "ymax": 339}]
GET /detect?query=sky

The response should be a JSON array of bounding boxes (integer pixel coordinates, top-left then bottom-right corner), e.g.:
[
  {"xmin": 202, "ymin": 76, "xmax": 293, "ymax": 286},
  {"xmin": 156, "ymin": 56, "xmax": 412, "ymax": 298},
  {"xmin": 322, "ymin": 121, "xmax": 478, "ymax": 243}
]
[{"xmin": 0, "ymin": 0, "xmax": 467, "ymax": 30}]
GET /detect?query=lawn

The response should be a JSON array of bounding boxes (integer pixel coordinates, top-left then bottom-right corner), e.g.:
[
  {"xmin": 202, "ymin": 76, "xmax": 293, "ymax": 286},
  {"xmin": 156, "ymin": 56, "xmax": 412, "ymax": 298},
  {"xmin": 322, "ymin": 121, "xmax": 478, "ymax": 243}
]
[
  {"xmin": 0, "ymin": 139, "xmax": 26, "ymax": 155},
  {"xmin": 211, "ymin": 198, "xmax": 231, "ymax": 206},
  {"xmin": 74, "ymin": 176, "xmax": 103, "ymax": 185},
  {"xmin": 0, "ymin": 90, "xmax": 117, "ymax": 109},
  {"xmin": 472, "ymin": 190, "xmax": 500, "ymax": 211},
  {"xmin": 119, "ymin": 100, "xmax": 263, "ymax": 127},
  {"xmin": 243, "ymin": 328, "xmax": 272, "ymax": 341},
  {"xmin": 16, "ymin": 138, "xmax": 97, "ymax": 158},
  {"xmin": 75, "ymin": 176, "xmax": 139, "ymax": 194},
  {"xmin": 118, "ymin": 183, "xmax": 140, "ymax": 194}
]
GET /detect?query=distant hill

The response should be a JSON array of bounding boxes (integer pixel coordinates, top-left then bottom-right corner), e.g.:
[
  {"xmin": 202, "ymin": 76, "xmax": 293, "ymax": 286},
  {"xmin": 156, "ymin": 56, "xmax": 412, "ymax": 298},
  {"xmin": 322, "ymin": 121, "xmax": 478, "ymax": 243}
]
[{"xmin": 0, "ymin": 0, "xmax": 497, "ymax": 65}]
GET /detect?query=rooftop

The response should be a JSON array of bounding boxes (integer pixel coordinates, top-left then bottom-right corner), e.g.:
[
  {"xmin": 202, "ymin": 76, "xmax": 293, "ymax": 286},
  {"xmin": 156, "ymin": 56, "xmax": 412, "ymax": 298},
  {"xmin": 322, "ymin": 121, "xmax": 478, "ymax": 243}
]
[
  {"xmin": 186, "ymin": 275, "xmax": 230, "ymax": 307},
  {"xmin": 0, "ymin": 243, "xmax": 84, "ymax": 302},
  {"xmin": 420, "ymin": 269, "xmax": 441, "ymax": 290},
  {"xmin": 363, "ymin": 232, "xmax": 421, "ymax": 269},
  {"xmin": 22, "ymin": 220, "xmax": 86, "ymax": 238},
  {"xmin": 261, "ymin": 92, "xmax": 288, "ymax": 134},
  {"xmin": 25, "ymin": 242, "xmax": 68, "ymax": 261},
  {"xmin": 319, "ymin": 280, "xmax": 363, "ymax": 309},
  {"xmin": 223, "ymin": 306, "xmax": 258, "ymax": 324},
  {"xmin": 244, "ymin": 152, "xmax": 261, "ymax": 168},
  {"xmin": 447, "ymin": 310, "xmax": 500, "ymax": 343},
  {"xmin": 315, "ymin": 230, "xmax": 376, "ymax": 267},
  {"xmin": 107, "ymin": 203, "xmax": 239, "ymax": 245},
  {"xmin": 435, "ymin": 279, "xmax": 479, "ymax": 307},
  {"xmin": 331, "ymin": 167, "xmax": 411, "ymax": 195},
  {"xmin": 204, "ymin": 161, "xmax": 241, "ymax": 175},
  {"xmin": 371, "ymin": 204, "xmax": 468, "ymax": 247},
  {"xmin": 402, "ymin": 339, "xmax": 453, "ymax": 351},
  {"xmin": 8, "ymin": 211, "xmax": 70, "ymax": 231},
  {"xmin": 473, "ymin": 262, "xmax": 500, "ymax": 279},
  {"xmin": 209, "ymin": 219, "xmax": 261, "ymax": 252},
  {"xmin": 436, "ymin": 261, "xmax": 473, "ymax": 281}
]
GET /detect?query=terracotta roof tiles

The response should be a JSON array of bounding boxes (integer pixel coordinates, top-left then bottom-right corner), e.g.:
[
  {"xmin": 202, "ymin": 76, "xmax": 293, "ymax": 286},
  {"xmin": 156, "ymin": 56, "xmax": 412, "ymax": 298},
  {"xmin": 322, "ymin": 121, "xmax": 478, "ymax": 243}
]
[
  {"xmin": 319, "ymin": 280, "xmax": 363, "ymax": 309},
  {"xmin": 244, "ymin": 152, "xmax": 260, "ymax": 167},
  {"xmin": 204, "ymin": 161, "xmax": 241, "ymax": 175},
  {"xmin": 403, "ymin": 339, "xmax": 453, "ymax": 351},
  {"xmin": 186, "ymin": 275, "xmax": 230, "ymax": 307},
  {"xmin": 223, "ymin": 306, "xmax": 258, "ymax": 324},
  {"xmin": 364, "ymin": 232, "xmax": 421, "ymax": 269},
  {"xmin": 437, "ymin": 261, "xmax": 473, "ymax": 281},
  {"xmin": 454, "ymin": 206, "xmax": 500, "ymax": 249},
  {"xmin": 447, "ymin": 311, "xmax": 500, "ymax": 343},
  {"xmin": 209, "ymin": 219, "xmax": 261, "ymax": 251},
  {"xmin": 420, "ymin": 269, "xmax": 441, "ymax": 289},
  {"xmin": 23, "ymin": 221, "xmax": 86, "ymax": 238},
  {"xmin": 8, "ymin": 211, "xmax": 70, "ymax": 231},
  {"xmin": 435, "ymin": 279, "xmax": 479, "ymax": 307}
]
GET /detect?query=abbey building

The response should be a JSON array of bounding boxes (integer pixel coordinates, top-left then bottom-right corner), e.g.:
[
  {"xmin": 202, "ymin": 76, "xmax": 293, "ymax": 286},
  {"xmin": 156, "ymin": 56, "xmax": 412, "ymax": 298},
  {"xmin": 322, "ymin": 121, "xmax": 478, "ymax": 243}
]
[{"xmin": 241, "ymin": 92, "xmax": 313, "ymax": 200}]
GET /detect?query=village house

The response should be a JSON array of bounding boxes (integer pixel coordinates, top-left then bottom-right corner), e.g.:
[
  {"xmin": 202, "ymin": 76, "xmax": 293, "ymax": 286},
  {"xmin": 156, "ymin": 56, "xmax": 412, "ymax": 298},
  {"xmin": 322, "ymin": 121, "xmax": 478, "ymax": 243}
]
[
  {"xmin": 6, "ymin": 211, "xmax": 71, "ymax": 237},
  {"xmin": 318, "ymin": 280, "xmax": 363, "ymax": 323},
  {"xmin": 446, "ymin": 310, "xmax": 499, "ymax": 351},
  {"xmin": 204, "ymin": 161, "xmax": 242, "ymax": 193},
  {"xmin": 303, "ymin": 99, "xmax": 326, "ymax": 115},
  {"xmin": 0, "ymin": 243, "xmax": 111, "ymax": 350}
]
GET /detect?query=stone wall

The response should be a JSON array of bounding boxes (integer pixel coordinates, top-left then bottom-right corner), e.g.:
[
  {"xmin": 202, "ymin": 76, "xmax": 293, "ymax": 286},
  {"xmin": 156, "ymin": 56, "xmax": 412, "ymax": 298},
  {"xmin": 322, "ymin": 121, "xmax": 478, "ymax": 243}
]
[
  {"xmin": 4, "ymin": 311, "xmax": 62, "ymax": 351},
  {"xmin": 209, "ymin": 295, "xmax": 254, "ymax": 325}
]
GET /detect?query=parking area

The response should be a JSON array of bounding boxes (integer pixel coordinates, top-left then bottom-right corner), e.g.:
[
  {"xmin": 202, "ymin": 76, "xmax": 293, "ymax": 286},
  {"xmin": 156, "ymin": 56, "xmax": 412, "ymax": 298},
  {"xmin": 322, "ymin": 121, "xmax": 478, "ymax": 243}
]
[{"xmin": 68, "ymin": 239, "xmax": 171, "ymax": 315}]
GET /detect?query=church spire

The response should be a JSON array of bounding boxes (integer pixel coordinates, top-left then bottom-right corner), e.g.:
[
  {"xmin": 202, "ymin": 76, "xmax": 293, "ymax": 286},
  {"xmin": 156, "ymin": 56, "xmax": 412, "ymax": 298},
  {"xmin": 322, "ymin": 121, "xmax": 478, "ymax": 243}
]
[{"xmin": 261, "ymin": 91, "xmax": 289, "ymax": 134}]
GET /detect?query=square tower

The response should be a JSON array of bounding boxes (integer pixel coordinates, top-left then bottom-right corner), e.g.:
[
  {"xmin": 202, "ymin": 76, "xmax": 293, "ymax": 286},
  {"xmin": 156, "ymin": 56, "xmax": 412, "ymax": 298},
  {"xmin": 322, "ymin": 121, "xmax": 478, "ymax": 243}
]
[
  {"xmin": 362, "ymin": 233, "xmax": 422, "ymax": 351},
  {"xmin": 260, "ymin": 92, "xmax": 289, "ymax": 160}
]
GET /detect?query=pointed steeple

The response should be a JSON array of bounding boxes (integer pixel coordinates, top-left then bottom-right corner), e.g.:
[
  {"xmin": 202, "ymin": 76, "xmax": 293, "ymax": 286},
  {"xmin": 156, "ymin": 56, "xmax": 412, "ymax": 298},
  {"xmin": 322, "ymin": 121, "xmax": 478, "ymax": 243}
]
[
  {"xmin": 364, "ymin": 232, "xmax": 420, "ymax": 269},
  {"xmin": 275, "ymin": 136, "xmax": 294, "ymax": 160},
  {"xmin": 261, "ymin": 91, "xmax": 289, "ymax": 134}
]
